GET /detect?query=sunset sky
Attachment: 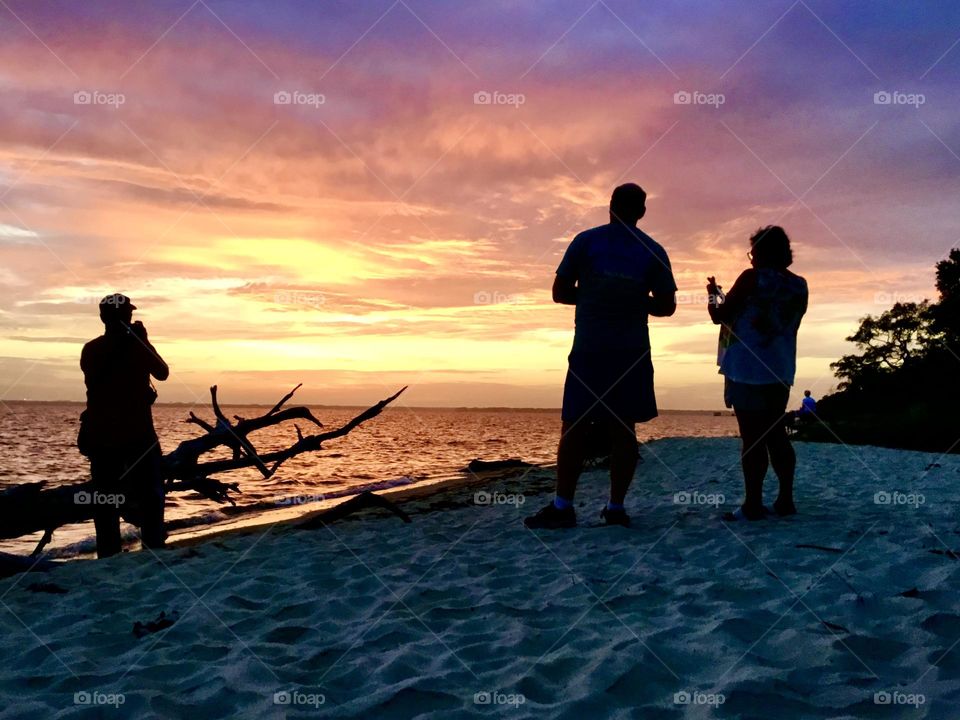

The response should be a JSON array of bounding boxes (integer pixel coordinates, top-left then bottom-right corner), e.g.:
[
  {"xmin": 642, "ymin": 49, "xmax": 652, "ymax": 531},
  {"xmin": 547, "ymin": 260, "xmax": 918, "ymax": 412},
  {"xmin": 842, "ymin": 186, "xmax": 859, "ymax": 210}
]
[{"xmin": 1, "ymin": 0, "xmax": 957, "ymax": 409}]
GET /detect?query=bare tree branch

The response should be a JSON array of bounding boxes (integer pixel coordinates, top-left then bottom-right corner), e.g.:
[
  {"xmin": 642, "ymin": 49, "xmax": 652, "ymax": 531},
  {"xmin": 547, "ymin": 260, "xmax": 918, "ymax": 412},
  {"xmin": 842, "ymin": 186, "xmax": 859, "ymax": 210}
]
[
  {"xmin": 0, "ymin": 386, "xmax": 408, "ymax": 546},
  {"xmin": 267, "ymin": 383, "xmax": 304, "ymax": 417}
]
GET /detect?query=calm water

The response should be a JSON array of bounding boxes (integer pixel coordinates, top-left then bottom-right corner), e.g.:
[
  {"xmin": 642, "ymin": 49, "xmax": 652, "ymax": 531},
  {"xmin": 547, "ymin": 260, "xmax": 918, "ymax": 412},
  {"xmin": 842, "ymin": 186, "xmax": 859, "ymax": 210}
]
[{"xmin": 0, "ymin": 403, "xmax": 737, "ymax": 557}]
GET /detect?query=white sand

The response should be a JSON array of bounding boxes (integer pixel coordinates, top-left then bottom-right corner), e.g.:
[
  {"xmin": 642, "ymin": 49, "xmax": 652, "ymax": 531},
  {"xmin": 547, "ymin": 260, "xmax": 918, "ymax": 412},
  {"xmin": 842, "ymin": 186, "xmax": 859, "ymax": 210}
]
[{"xmin": 0, "ymin": 437, "xmax": 958, "ymax": 719}]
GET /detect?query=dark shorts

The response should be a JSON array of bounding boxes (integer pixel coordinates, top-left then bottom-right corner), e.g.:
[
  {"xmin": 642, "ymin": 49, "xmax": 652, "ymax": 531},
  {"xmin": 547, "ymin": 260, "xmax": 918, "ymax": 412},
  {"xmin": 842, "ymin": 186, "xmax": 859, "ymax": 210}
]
[
  {"xmin": 724, "ymin": 378, "xmax": 790, "ymax": 414},
  {"xmin": 90, "ymin": 444, "xmax": 165, "ymax": 530},
  {"xmin": 562, "ymin": 350, "xmax": 657, "ymax": 424}
]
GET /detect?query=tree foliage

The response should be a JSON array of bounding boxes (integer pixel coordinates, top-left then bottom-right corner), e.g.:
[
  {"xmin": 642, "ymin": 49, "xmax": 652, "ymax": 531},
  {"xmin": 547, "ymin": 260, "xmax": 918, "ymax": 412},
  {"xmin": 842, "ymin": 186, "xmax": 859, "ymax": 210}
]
[
  {"xmin": 806, "ymin": 249, "xmax": 960, "ymax": 452},
  {"xmin": 830, "ymin": 301, "xmax": 938, "ymax": 391},
  {"xmin": 934, "ymin": 248, "xmax": 960, "ymax": 341}
]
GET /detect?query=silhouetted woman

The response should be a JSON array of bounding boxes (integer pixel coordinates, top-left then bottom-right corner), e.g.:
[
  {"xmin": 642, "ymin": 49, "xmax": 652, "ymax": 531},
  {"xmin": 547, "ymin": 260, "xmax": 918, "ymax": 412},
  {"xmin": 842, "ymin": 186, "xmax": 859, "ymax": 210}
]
[{"xmin": 707, "ymin": 226, "xmax": 808, "ymax": 520}]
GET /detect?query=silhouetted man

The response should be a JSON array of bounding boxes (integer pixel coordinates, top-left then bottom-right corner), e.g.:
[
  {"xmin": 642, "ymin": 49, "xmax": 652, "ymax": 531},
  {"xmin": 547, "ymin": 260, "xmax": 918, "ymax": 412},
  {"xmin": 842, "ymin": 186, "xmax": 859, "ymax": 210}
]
[
  {"xmin": 525, "ymin": 183, "xmax": 677, "ymax": 529},
  {"xmin": 79, "ymin": 294, "xmax": 169, "ymax": 557}
]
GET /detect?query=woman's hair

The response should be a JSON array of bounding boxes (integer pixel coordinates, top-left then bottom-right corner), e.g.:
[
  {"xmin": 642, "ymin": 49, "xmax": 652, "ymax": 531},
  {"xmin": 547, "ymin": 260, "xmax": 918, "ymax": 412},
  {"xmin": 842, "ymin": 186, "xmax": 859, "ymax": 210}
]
[{"xmin": 750, "ymin": 225, "xmax": 793, "ymax": 269}]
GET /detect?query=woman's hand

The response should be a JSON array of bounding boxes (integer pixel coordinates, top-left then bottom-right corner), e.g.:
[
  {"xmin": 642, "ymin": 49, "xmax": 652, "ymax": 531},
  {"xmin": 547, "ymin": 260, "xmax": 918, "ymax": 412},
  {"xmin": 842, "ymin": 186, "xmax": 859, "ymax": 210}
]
[{"xmin": 706, "ymin": 276, "xmax": 722, "ymax": 301}]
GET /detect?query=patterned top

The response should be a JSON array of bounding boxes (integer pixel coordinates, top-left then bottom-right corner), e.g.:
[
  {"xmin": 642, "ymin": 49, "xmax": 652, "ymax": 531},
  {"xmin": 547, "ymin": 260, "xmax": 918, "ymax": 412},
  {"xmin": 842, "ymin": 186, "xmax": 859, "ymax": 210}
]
[{"xmin": 714, "ymin": 267, "xmax": 808, "ymax": 385}]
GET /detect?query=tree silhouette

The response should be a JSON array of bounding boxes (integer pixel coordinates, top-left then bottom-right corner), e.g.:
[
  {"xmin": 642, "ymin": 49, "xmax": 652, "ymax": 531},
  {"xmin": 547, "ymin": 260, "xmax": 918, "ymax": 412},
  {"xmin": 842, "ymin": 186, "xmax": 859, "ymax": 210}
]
[
  {"xmin": 801, "ymin": 249, "xmax": 959, "ymax": 452},
  {"xmin": 934, "ymin": 248, "xmax": 960, "ymax": 343},
  {"xmin": 830, "ymin": 302, "xmax": 938, "ymax": 392}
]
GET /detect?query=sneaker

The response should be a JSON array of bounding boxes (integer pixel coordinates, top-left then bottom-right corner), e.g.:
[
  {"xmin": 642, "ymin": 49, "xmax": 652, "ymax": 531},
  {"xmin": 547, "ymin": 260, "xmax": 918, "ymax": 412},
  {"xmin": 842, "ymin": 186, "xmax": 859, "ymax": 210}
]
[
  {"xmin": 524, "ymin": 502, "xmax": 576, "ymax": 529},
  {"xmin": 600, "ymin": 506, "xmax": 630, "ymax": 527},
  {"xmin": 772, "ymin": 499, "xmax": 797, "ymax": 517}
]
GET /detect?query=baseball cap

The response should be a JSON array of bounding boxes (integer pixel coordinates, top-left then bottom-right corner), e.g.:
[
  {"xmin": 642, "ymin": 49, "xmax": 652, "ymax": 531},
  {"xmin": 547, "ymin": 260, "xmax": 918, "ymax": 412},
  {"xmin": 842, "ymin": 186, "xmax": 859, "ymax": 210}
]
[{"xmin": 99, "ymin": 293, "xmax": 136, "ymax": 312}]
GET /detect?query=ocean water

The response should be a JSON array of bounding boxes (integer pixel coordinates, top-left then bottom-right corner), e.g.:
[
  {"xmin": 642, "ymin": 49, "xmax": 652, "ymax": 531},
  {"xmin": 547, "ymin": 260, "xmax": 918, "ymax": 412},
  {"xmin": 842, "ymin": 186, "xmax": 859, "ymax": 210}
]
[{"xmin": 0, "ymin": 403, "xmax": 737, "ymax": 557}]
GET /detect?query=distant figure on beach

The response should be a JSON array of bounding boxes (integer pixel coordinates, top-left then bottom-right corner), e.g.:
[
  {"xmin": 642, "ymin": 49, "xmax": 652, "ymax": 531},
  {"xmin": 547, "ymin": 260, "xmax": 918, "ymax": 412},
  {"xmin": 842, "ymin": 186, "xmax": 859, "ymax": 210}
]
[
  {"xmin": 798, "ymin": 390, "xmax": 817, "ymax": 419},
  {"xmin": 525, "ymin": 183, "xmax": 677, "ymax": 529},
  {"xmin": 79, "ymin": 294, "xmax": 169, "ymax": 557},
  {"xmin": 707, "ymin": 226, "xmax": 807, "ymax": 521}
]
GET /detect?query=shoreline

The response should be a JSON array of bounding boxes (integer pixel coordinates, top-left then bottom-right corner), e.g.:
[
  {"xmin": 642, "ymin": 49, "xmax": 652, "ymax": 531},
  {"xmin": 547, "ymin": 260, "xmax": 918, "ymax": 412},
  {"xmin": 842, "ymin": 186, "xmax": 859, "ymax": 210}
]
[
  {"xmin": 166, "ymin": 461, "xmax": 557, "ymax": 551},
  {"xmin": 5, "ymin": 458, "xmax": 558, "ymax": 564},
  {"xmin": 2, "ymin": 431, "xmax": 931, "ymax": 564}
]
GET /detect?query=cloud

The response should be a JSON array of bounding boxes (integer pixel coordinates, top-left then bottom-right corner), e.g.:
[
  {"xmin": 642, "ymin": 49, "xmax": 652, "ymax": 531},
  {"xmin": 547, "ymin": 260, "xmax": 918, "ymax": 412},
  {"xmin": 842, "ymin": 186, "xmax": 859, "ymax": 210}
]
[{"xmin": 0, "ymin": 0, "xmax": 956, "ymax": 406}]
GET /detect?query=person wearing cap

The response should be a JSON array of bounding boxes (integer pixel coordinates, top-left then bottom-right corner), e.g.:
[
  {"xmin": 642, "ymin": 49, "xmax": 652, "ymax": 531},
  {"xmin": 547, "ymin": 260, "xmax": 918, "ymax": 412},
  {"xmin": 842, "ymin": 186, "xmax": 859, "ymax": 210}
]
[{"xmin": 79, "ymin": 294, "xmax": 169, "ymax": 557}]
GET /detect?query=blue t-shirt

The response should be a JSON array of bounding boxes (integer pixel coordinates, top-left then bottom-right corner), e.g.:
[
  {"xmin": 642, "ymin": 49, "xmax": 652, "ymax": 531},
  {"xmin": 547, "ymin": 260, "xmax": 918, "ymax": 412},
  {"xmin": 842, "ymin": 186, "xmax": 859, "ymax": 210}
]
[{"xmin": 556, "ymin": 223, "xmax": 676, "ymax": 353}]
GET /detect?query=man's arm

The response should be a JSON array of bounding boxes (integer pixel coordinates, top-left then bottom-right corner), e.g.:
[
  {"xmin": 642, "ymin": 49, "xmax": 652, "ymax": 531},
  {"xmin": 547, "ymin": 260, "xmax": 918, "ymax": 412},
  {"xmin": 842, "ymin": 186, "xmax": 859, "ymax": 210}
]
[
  {"xmin": 648, "ymin": 290, "xmax": 676, "ymax": 317},
  {"xmin": 131, "ymin": 322, "xmax": 169, "ymax": 381},
  {"xmin": 553, "ymin": 233, "xmax": 584, "ymax": 305},
  {"xmin": 146, "ymin": 344, "xmax": 170, "ymax": 381},
  {"xmin": 648, "ymin": 247, "xmax": 677, "ymax": 317},
  {"xmin": 552, "ymin": 274, "xmax": 577, "ymax": 305},
  {"xmin": 79, "ymin": 342, "xmax": 94, "ymax": 386}
]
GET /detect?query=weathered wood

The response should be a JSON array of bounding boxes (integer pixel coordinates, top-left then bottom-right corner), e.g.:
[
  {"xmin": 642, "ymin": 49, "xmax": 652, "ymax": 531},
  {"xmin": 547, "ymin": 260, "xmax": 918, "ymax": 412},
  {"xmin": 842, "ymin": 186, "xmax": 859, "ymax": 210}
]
[
  {"xmin": 0, "ymin": 490, "xmax": 411, "ymax": 579},
  {"xmin": 297, "ymin": 491, "xmax": 411, "ymax": 529},
  {"xmin": 0, "ymin": 481, "xmax": 97, "ymax": 543},
  {"xmin": 0, "ymin": 386, "xmax": 407, "ymax": 545}
]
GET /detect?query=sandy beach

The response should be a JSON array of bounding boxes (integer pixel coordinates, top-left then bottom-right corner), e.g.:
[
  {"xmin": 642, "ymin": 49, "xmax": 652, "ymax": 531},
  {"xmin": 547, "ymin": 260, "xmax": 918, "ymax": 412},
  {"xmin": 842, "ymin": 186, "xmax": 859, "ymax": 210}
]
[
  {"xmin": 1, "ymin": 437, "xmax": 958, "ymax": 719},
  {"xmin": 5, "ymin": 2, "xmax": 959, "ymax": 718}
]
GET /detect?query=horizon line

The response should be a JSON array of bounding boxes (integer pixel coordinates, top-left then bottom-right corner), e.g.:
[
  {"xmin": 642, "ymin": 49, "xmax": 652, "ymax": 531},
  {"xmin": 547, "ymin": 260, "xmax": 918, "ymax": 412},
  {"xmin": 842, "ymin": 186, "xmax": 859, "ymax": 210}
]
[{"xmin": 0, "ymin": 399, "xmax": 731, "ymax": 414}]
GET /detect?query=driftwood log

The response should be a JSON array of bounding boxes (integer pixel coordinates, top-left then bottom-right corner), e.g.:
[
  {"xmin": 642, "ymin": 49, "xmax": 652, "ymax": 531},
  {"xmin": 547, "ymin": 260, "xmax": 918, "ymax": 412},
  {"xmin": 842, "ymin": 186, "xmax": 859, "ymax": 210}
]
[
  {"xmin": 0, "ymin": 385, "xmax": 408, "ymax": 558},
  {"xmin": 0, "ymin": 490, "xmax": 411, "ymax": 579}
]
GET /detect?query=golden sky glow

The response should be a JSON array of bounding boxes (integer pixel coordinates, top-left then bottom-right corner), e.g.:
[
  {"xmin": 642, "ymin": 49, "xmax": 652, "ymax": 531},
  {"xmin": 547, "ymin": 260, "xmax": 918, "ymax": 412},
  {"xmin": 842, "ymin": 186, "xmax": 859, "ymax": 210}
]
[{"xmin": 1, "ymin": 1, "xmax": 956, "ymax": 409}]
